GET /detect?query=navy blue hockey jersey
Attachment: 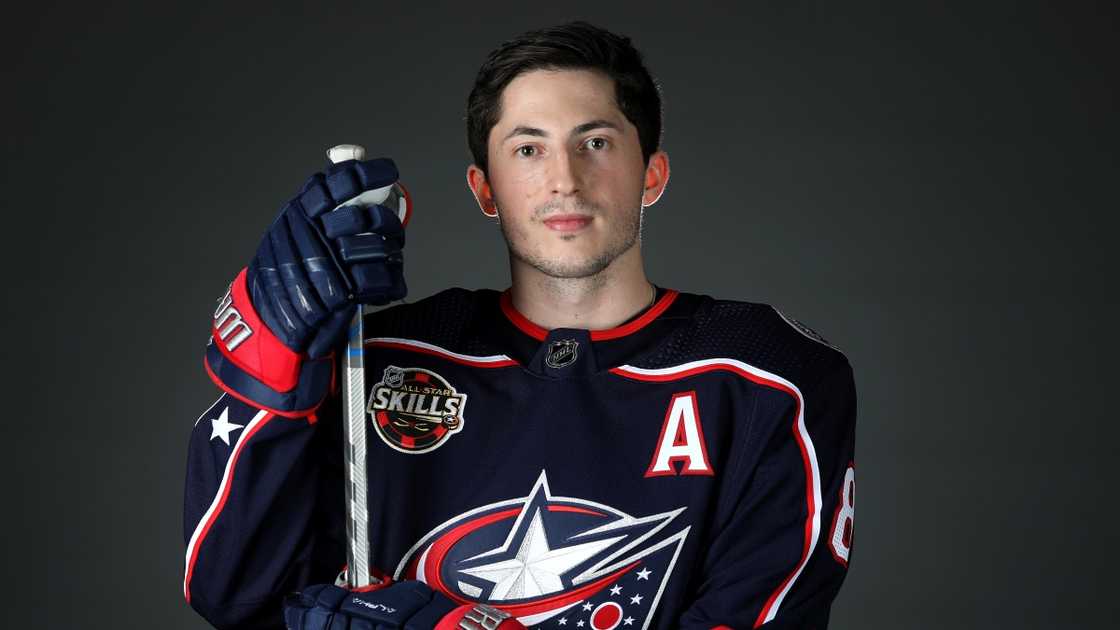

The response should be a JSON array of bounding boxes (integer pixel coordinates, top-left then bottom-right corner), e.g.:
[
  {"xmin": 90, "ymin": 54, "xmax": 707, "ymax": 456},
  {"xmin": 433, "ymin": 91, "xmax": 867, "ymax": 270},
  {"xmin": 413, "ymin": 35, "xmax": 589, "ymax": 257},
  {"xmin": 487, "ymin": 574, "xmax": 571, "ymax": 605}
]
[{"xmin": 184, "ymin": 287, "xmax": 857, "ymax": 629}]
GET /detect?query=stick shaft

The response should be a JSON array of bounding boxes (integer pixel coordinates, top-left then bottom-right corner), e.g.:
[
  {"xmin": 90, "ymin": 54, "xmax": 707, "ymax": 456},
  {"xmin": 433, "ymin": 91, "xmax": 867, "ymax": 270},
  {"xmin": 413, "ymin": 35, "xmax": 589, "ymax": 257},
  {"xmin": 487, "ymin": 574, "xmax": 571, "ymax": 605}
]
[{"xmin": 341, "ymin": 305, "xmax": 370, "ymax": 588}]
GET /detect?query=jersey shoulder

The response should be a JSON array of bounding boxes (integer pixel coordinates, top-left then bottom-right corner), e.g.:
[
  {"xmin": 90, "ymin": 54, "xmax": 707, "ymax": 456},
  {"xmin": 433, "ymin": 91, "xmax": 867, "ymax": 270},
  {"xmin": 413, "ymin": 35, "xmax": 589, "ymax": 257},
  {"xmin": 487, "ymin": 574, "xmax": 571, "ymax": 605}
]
[
  {"xmin": 638, "ymin": 292, "xmax": 850, "ymax": 390},
  {"xmin": 363, "ymin": 287, "xmax": 502, "ymax": 355}
]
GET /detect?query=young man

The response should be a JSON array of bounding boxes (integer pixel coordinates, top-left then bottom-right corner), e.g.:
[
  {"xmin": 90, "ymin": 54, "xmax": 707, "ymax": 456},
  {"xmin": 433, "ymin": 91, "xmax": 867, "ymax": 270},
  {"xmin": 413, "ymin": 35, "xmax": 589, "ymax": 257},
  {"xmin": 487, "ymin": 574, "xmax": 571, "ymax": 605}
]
[{"xmin": 185, "ymin": 21, "xmax": 857, "ymax": 630}]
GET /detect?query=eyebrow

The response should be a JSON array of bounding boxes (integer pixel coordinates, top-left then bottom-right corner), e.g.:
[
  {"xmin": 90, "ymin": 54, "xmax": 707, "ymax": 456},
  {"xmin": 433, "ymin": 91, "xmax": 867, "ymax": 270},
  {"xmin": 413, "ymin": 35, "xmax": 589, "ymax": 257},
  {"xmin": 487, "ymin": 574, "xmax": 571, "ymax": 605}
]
[{"xmin": 503, "ymin": 119, "xmax": 621, "ymax": 142}]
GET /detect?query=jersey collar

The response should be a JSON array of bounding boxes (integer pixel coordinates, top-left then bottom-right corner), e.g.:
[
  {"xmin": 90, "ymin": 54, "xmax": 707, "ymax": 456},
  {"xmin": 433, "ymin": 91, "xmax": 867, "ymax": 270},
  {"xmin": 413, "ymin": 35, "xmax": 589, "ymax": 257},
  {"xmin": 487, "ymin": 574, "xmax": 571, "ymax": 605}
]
[
  {"xmin": 498, "ymin": 288, "xmax": 680, "ymax": 342},
  {"xmin": 480, "ymin": 287, "xmax": 694, "ymax": 379}
]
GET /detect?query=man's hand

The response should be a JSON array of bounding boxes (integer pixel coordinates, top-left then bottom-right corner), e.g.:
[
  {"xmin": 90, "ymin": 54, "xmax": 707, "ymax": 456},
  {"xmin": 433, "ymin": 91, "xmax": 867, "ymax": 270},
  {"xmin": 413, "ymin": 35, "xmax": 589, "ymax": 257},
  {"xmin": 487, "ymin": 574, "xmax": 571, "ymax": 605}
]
[
  {"xmin": 247, "ymin": 157, "xmax": 407, "ymax": 361},
  {"xmin": 283, "ymin": 581, "xmax": 526, "ymax": 630},
  {"xmin": 204, "ymin": 156, "xmax": 408, "ymax": 414}
]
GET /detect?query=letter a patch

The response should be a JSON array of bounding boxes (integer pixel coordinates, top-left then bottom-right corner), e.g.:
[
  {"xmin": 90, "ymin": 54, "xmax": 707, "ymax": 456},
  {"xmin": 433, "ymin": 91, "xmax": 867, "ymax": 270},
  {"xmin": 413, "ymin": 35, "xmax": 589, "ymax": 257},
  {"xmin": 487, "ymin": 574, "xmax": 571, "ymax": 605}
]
[{"xmin": 646, "ymin": 391, "xmax": 713, "ymax": 477}]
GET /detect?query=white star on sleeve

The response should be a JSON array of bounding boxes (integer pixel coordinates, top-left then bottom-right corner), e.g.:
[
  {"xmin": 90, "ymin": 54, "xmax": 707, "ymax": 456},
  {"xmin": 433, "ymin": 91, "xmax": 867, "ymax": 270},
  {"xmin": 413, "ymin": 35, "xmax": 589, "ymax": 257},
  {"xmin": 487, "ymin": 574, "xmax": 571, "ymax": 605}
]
[
  {"xmin": 629, "ymin": 593, "xmax": 643, "ymax": 605},
  {"xmin": 636, "ymin": 567, "xmax": 652, "ymax": 581},
  {"xmin": 609, "ymin": 584, "xmax": 622, "ymax": 596},
  {"xmin": 582, "ymin": 601, "xmax": 593, "ymax": 611},
  {"xmin": 623, "ymin": 617, "xmax": 635, "ymax": 626},
  {"xmin": 209, "ymin": 407, "xmax": 244, "ymax": 445}
]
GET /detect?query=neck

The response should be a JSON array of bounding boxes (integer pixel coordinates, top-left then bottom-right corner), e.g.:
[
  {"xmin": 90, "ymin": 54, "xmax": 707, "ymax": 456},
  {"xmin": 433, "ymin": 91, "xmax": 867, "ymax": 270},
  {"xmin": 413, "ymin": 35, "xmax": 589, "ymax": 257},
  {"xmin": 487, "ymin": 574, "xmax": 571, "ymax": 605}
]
[{"xmin": 508, "ymin": 245, "xmax": 654, "ymax": 331}]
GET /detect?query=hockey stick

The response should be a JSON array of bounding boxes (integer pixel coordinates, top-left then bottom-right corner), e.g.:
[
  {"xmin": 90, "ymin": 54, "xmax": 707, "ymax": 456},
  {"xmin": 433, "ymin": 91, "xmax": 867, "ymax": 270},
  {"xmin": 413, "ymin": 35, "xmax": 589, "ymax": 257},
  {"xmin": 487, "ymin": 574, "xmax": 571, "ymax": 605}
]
[
  {"xmin": 342, "ymin": 305, "xmax": 372, "ymax": 589},
  {"xmin": 327, "ymin": 144, "xmax": 411, "ymax": 590}
]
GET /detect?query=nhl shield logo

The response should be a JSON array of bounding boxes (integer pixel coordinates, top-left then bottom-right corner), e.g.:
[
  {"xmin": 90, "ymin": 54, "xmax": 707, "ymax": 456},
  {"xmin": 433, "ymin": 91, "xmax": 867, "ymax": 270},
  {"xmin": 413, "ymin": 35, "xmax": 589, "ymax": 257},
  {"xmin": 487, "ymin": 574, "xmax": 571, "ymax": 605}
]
[
  {"xmin": 544, "ymin": 339, "xmax": 579, "ymax": 369},
  {"xmin": 367, "ymin": 366, "xmax": 467, "ymax": 454}
]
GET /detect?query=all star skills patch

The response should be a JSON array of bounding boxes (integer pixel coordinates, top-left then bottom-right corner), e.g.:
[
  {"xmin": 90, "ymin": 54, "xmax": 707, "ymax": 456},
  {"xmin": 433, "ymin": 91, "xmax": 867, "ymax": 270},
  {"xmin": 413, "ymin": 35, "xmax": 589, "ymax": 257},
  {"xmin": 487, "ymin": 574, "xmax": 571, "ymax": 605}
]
[{"xmin": 367, "ymin": 366, "xmax": 468, "ymax": 454}]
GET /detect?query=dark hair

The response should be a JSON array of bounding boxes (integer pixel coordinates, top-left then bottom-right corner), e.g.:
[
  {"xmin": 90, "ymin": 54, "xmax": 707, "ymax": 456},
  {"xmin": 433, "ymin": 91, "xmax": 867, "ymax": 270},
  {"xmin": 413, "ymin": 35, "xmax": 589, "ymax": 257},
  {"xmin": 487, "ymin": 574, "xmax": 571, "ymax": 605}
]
[{"xmin": 466, "ymin": 21, "xmax": 663, "ymax": 174}]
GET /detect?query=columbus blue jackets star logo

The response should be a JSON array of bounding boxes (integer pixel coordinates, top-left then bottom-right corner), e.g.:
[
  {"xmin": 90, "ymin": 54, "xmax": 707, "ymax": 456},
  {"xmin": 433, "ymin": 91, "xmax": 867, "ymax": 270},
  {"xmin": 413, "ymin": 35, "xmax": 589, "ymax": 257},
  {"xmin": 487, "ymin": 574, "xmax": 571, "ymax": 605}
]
[{"xmin": 394, "ymin": 471, "xmax": 690, "ymax": 628}]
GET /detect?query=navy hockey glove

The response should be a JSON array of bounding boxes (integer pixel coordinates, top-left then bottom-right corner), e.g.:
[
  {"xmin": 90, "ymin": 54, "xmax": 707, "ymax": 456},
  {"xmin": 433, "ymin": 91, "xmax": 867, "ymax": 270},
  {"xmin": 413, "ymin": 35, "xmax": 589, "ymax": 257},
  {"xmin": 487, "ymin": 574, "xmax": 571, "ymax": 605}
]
[
  {"xmin": 283, "ymin": 581, "xmax": 526, "ymax": 630},
  {"xmin": 204, "ymin": 157, "xmax": 408, "ymax": 416},
  {"xmin": 247, "ymin": 157, "xmax": 407, "ymax": 359}
]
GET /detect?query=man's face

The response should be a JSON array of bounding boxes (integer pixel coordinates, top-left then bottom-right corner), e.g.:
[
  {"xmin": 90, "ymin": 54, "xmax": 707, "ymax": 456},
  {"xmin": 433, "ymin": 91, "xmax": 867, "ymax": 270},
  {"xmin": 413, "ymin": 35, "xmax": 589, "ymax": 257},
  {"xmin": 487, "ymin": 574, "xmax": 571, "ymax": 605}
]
[{"xmin": 476, "ymin": 68, "xmax": 658, "ymax": 279}]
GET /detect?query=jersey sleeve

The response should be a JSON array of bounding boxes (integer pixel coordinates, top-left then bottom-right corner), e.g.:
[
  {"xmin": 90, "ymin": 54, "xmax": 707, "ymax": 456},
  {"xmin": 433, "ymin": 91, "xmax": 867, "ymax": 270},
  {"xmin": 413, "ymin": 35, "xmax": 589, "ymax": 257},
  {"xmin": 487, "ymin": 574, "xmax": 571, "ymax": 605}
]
[
  {"xmin": 678, "ymin": 359, "xmax": 857, "ymax": 629},
  {"xmin": 183, "ymin": 390, "xmax": 346, "ymax": 629}
]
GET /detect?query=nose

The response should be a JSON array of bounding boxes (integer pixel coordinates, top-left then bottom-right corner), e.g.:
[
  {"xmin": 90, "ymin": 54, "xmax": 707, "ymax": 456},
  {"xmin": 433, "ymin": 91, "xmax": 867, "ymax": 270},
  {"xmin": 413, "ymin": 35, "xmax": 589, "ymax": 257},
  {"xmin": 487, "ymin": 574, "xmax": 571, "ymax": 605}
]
[{"xmin": 549, "ymin": 148, "xmax": 581, "ymax": 196}]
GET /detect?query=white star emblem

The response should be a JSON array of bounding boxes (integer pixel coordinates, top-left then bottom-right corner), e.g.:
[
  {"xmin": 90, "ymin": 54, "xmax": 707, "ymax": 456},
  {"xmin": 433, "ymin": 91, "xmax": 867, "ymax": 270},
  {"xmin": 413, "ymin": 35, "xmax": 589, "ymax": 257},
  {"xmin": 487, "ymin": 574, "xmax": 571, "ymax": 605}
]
[
  {"xmin": 629, "ymin": 593, "xmax": 644, "ymax": 605},
  {"xmin": 576, "ymin": 621, "xmax": 584, "ymax": 628},
  {"xmin": 558, "ymin": 619, "xmax": 567, "ymax": 626},
  {"xmin": 609, "ymin": 584, "xmax": 622, "ymax": 596},
  {"xmin": 461, "ymin": 508, "xmax": 622, "ymax": 600},
  {"xmin": 624, "ymin": 617, "xmax": 635, "ymax": 626},
  {"xmin": 209, "ymin": 407, "xmax": 244, "ymax": 445},
  {"xmin": 636, "ymin": 567, "xmax": 652, "ymax": 581},
  {"xmin": 582, "ymin": 601, "xmax": 593, "ymax": 611}
]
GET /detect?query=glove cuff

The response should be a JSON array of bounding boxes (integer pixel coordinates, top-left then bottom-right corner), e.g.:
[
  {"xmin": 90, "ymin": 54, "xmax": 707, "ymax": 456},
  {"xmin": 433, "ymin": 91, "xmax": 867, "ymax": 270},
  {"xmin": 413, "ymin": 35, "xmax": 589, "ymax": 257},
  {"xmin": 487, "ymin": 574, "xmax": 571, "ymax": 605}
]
[{"xmin": 203, "ymin": 268, "xmax": 333, "ymax": 417}]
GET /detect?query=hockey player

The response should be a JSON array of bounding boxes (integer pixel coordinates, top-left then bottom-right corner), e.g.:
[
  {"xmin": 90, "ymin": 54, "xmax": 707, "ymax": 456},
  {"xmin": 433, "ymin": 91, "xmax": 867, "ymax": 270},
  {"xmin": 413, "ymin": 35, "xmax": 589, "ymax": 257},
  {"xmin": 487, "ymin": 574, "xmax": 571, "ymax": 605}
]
[{"xmin": 185, "ymin": 21, "xmax": 857, "ymax": 630}]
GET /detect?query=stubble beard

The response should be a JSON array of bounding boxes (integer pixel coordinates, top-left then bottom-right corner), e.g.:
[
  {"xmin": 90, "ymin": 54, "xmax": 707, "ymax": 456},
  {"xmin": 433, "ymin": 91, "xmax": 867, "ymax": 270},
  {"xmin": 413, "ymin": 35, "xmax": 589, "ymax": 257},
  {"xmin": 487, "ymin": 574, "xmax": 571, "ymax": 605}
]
[{"xmin": 499, "ymin": 196, "xmax": 645, "ymax": 280}]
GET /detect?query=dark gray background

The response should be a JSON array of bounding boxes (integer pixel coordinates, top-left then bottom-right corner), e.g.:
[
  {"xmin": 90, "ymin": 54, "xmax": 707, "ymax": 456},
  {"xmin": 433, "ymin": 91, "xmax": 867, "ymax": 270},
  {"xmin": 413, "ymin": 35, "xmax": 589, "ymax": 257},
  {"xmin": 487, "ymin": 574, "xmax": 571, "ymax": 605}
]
[{"xmin": 6, "ymin": 1, "xmax": 1116, "ymax": 628}]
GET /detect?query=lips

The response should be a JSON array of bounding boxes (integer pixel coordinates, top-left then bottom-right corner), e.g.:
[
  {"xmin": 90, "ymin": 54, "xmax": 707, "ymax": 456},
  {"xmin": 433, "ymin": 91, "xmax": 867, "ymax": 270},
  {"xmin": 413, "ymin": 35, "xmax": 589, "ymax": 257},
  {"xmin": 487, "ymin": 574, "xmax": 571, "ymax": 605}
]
[{"xmin": 542, "ymin": 214, "xmax": 593, "ymax": 231}]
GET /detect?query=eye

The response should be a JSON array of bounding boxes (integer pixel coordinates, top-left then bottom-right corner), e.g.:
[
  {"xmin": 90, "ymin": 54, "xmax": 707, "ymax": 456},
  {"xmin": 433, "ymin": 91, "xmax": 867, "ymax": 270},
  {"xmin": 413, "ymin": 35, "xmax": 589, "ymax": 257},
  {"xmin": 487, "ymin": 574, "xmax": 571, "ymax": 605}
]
[
  {"xmin": 517, "ymin": 145, "xmax": 537, "ymax": 158},
  {"xmin": 583, "ymin": 137, "xmax": 609, "ymax": 151}
]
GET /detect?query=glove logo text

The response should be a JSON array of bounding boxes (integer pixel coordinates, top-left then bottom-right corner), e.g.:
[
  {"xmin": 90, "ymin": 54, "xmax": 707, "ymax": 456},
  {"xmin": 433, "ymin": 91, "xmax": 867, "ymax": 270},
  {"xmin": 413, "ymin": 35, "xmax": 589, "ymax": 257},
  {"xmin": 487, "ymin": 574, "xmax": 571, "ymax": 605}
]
[
  {"xmin": 350, "ymin": 597, "xmax": 397, "ymax": 615},
  {"xmin": 213, "ymin": 282, "xmax": 253, "ymax": 352}
]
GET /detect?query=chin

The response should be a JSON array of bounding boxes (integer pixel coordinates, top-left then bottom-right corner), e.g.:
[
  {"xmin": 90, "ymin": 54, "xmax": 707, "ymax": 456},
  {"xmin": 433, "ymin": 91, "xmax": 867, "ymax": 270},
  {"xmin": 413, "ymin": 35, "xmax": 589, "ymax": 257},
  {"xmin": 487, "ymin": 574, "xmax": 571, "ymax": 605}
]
[
  {"xmin": 534, "ymin": 252, "xmax": 616, "ymax": 279},
  {"xmin": 508, "ymin": 229, "xmax": 634, "ymax": 279}
]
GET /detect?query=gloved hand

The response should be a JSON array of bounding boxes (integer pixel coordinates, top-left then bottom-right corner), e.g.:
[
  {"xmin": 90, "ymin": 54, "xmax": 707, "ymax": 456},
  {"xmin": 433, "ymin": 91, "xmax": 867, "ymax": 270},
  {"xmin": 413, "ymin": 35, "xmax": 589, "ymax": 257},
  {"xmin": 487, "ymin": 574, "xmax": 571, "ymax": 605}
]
[
  {"xmin": 204, "ymin": 156, "xmax": 408, "ymax": 416},
  {"xmin": 283, "ymin": 581, "xmax": 526, "ymax": 630},
  {"xmin": 248, "ymin": 157, "xmax": 407, "ymax": 360}
]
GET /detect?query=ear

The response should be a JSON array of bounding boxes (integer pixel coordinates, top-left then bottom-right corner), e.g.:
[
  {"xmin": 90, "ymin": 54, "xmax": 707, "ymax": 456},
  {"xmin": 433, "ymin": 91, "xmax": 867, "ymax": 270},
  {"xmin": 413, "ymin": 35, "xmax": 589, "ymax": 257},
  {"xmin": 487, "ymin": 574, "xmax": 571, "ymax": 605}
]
[
  {"xmin": 641, "ymin": 150, "xmax": 670, "ymax": 208},
  {"xmin": 466, "ymin": 164, "xmax": 499, "ymax": 217}
]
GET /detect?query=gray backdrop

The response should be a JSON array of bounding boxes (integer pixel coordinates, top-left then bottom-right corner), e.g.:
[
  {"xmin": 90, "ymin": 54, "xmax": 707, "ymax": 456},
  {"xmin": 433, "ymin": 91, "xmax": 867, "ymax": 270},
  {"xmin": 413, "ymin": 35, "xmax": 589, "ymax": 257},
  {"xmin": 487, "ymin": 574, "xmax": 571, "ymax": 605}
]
[{"xmin": 7, "ymin": 1, "xmax": 1116, "ymax": 628}]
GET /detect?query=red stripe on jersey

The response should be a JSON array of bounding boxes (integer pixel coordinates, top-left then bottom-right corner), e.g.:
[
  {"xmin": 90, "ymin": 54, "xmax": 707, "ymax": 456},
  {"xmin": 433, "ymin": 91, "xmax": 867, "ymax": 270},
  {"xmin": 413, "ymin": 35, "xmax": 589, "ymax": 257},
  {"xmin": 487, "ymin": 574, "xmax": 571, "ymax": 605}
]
[
  {"xmin": 184, "ymin": 410, "xmax": 277, "ymax": 603},
  {"xmin": 546, "ymin": 505, "xmax": 604, "ymax": 516},
  {"xmin": 366, "ymin": 340, "xmax": 519, "ymax": 368},
  {"xmin": 754, "ymin": 414, "xmax": 815, "ymax": 628}
]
